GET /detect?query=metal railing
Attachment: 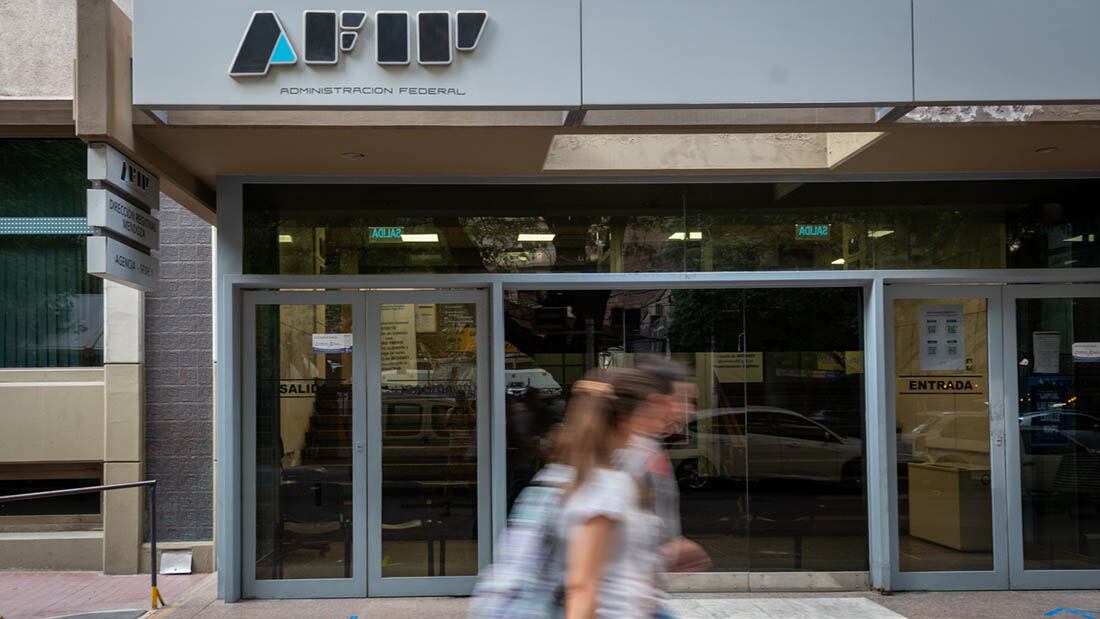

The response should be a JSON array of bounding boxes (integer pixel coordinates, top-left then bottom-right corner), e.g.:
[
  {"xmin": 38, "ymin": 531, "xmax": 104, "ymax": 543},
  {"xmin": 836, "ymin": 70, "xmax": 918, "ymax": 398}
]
[{"xmin": 0, "ymin": 479, "xmax": 165, "ymax": 610}]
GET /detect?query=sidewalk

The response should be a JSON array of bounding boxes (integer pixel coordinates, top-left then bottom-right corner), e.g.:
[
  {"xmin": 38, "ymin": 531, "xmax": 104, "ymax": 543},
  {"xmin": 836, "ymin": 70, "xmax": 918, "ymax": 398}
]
[
  {"xmin": 0, "ymin": 572, "xmax": 205, "ymax": 619},
  {"xmin": 4, "ymin": 572, "xmax": 1098, "ymax": 619},
  {"xmin": 154, "ymin": 576, "xmax": 1100, "ymax": 619}
]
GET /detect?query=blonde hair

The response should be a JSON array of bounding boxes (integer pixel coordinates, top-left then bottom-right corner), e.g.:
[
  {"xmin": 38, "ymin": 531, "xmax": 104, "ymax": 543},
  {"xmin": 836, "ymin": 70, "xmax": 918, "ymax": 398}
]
[{"xmin": 553, "ymin": 368, "xmax": 659, "ymax": 493}]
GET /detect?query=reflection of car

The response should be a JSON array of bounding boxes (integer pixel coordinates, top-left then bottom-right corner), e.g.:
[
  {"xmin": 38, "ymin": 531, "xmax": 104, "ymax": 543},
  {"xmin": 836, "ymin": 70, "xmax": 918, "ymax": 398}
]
[
  {"xmin": 910, "ymin": 411, "xmax": 990, "ymax": 466},
  {"xmin": 1019, "ymin": 411, "xmax": 1100, "ymax": 454},
  {"xmin": 379, "ymin": 395, "xmax": 476, "ymax": 483},
  {"xmin": 669, "ymin": 407, "xmax": 863, "ymax": 490},
  {"xmin": 504, "ymin": 353, "xmax": 563, "ymax": 396},
  {"xmin": 1018, "ymin": 411, "xmax": 1100, "ymax": 496}
]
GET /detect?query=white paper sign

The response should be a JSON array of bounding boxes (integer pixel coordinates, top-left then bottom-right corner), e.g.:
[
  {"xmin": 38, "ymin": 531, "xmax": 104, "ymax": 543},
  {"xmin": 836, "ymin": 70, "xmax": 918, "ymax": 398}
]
[
  {"xmin": 311, "ymin": 333, "xmax": 352, "ymax": 354},
  {"xmin": 1032, "ymin": 331, "xmax": 1061, "ymax": 374},
  {"xmin": 1072, "ymin": 342, "xmax": 1100, "ymax": 363},
  {"xmin": 918, "ymin": 304, "xmax": 965, "ymax": 371},
  {"xmin": 380, "ymin": 304, "xmax": 417, "ymax": 373}
]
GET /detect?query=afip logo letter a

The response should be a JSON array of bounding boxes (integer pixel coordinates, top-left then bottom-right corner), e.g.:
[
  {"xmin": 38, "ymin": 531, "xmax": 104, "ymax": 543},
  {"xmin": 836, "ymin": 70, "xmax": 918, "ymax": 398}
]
[{"xmin": 230, "ymin": 11, "xmax": 298, "ymax": 77}]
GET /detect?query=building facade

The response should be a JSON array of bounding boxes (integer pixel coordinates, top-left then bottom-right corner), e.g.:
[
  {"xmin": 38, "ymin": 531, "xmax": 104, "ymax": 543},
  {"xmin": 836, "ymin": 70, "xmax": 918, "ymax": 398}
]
[
  {"xmin": 4, "ymin": 0, "xmax": 1100, "ymax": 601},
  {"xmin": 0, "ymin": 0, "xmax": 215, "ymax": 574}
]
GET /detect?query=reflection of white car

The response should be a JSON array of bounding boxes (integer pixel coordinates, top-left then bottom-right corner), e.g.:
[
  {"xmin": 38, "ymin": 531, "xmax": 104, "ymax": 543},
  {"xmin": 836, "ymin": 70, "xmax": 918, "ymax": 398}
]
[
  {"xmin": 669, "ymin": 407, "xmax": 863, "ymax": 489},
  {"xmin": 910, "ymin": 411, "xmax": 990, "ymax": 466},
  {"xmin": 505, "ymin": 368, "xmax": 562, "ymax": 397}
]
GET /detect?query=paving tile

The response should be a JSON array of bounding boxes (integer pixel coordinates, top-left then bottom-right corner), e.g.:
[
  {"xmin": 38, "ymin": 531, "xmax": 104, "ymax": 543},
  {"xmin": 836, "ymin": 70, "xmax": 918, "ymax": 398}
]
[{"xmin": 669, "ymin": 597, "xmax": 906, "ymax": 619}]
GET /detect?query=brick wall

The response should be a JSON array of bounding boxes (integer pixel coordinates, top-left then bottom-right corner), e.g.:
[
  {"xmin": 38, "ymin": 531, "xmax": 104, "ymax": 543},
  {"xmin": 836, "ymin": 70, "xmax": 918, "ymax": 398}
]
[{"xmin": 144, "ymin": 195, "xmax": 213, "ymax": 541}]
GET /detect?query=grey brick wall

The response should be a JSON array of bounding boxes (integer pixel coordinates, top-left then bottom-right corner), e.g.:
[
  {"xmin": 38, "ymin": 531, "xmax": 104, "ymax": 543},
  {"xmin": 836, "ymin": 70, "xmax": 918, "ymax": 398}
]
[{"xmin": 145, "ymin": 195, "xmax": 213, "ymax": 541}]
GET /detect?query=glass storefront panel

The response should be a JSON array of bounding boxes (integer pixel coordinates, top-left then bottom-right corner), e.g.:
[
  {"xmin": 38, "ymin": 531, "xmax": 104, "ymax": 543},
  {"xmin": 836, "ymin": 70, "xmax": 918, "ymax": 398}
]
[
  {"xmin": 379, "ymin": 302, "xmax": 479, "ymax": 578},
  {"xmin": 892, "ymin": 298, "xmax": 994, "ymax": 572},
  {"xmin": 243, "ymin": 181, "xmax": 1100, "ymax": 275},
  {"xmin": 0, "ymin": 139, "xmax": 103, "ymax": 367},
  {"xmin": 504, "ymin": 287, "xmax": 867, "ymax": 572},
  {"xmin": 1014, "ymin": 296, "xmax": 1100, "ymax": 570},
  {"xmin": 254, "ymin": 303, "xmax": 354, "ymax": 580}
]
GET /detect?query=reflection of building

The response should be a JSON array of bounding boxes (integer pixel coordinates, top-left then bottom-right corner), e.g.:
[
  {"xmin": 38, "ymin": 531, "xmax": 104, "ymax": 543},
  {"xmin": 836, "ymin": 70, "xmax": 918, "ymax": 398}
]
[{"xmin": 6, "ymin": 0, "xmax": 1100, "ymax": 600}]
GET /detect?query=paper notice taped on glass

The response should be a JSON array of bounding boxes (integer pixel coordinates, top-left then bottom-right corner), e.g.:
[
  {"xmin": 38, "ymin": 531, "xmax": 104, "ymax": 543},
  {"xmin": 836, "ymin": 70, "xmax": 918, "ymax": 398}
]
[
  {"xmin": 1032, "ymin": 331, "xmax": 1061, "ymax": 374},
  {"xmin": 312, "ymin": 333, "xmax": 353, "ymax": 354},
  {"xmin": 1072, "ymin": 342, "xmax": 1100, "ymax": 363},
  {"xmin": 918, "ymin": 304, "xmax": 965, "ymax": 371}
]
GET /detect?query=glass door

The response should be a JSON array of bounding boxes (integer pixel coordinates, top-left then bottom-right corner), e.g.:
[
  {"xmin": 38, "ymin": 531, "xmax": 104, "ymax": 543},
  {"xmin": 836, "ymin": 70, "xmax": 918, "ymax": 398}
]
[
  {"xmin": 242, "ymin": 291, "xmax": 366, "ymax": 598},
  {"xmin": 367, "ymin": 290, "xmax": 490, "ymax": 596},
  {"xmin": 1004, "ymin": 285, "xmax": 1100, "ymax": 588},
  {"xmin": 886, "ymin": 285, "xmax": 1009, "ymax": 589}
]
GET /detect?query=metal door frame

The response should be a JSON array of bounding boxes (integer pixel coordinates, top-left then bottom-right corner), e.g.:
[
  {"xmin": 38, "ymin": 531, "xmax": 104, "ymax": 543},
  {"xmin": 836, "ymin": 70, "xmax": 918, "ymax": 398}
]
[
  {"xmin": 241, "ymin": 290, "xmax": 368, "ymax": 598},
  {"xmin": 366, "ymin": 288, "xmax": 492, "ymax": 596},
  {"xmin": 885, "ymin": 284, "xmax": 1010, "ymax": 590},
  {"xmin": 1003, "ymin": 284, "xmax": 1100, "ymax": 589}
]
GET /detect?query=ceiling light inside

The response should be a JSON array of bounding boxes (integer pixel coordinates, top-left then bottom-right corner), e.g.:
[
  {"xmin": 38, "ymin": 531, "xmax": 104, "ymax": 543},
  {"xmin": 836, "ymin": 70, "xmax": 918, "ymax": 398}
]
[
  {"xmin": 668, "ymin": 231, "xmax": 703, "ymax": 241},
  {"xmin": 1064, "ymin": 235, "xmax": 1084, "ymax": 243},
  {"xmin": 517, "ymin": 233, "xmax": 556, "ymax": 242},
  {"xmin": 689, "ymin": 231, "xmax": 703, "ymax": 240},
  {"xmin": 401, "ymin": 233, "xmax": 439, "ymax": 243},
  {"xmin": 831, "ymin": 258, "xmax": 846, "ymax": 265},
  {"xmin": 278, "ymin": 234, "xmax": 293, "ymax": 243},
  {"xmin": 668, "ymin": 232, "xmax": 686, "ymax": 240},
  {"xmin": 867, "ymin": 229, "xmax": 894, "ymax": 239}
]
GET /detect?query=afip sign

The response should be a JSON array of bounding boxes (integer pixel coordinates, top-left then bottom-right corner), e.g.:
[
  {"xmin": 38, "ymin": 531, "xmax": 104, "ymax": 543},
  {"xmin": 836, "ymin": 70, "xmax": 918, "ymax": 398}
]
[
  {"xmin": 229, "ymin": 9, "xmax": 488, "ymax": 76},
  {"xmin": 86, "ymin": 144, "xmax": 160, "ymax": 291}
]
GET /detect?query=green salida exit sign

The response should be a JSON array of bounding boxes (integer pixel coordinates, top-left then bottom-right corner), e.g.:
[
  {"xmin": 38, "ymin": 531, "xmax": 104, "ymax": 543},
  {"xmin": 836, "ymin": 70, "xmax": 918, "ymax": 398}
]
[
  {"xmin": 795, "ymin": 224, "xmax": 831, "ymax": 240},
  {"xmin": 369, "ymin": 226, "xmax": 403, "ymax": 243}
]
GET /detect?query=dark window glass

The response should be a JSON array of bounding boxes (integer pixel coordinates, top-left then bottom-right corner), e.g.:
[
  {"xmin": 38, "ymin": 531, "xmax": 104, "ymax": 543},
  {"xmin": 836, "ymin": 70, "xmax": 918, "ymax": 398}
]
[
  {"xmin": 0, "ymin": 140, "xmax": 102, "ymax": 368},
  {"xmin": 254, "ymin": 303, "xmax": 354, "ymax": 581},
  {"xmin": 1015, "ymin": 296, "xmax": 1100, "ymax": 570},
  {"xmin": 243, "ymin": 181, "xmax": 1100, "ymax": 275},
  {"xmin": 376, "ymin": 13, "xmax": 409, "ymax": 63},
  {"xmin": 0, "ymin": 464, "xmax": 102, "ymax": 516},
  {"xmin": 503, "ymin": 287, "xmax": 867, "ymax": 572}
]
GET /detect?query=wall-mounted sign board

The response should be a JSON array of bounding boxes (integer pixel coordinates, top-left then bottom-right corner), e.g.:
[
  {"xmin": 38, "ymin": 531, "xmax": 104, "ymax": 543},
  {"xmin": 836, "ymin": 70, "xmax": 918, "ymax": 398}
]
[
  {"xmin": 87, "ymin": 235, "xmax": 160, "ymax": 291},
  {"xmin": 86, "ymin": 189, "xmax": 160, "ymax": 250},
  {"xmin": 87, "ymin": 144, "xmax": 160, "ymax": 210},
  {"xmin": 87, "ymin": 143, "xmax": 160, "ymax": 291}
]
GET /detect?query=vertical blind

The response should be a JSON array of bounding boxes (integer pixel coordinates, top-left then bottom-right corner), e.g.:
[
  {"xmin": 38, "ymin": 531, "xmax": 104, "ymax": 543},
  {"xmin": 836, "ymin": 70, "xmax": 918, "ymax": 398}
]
[{"xmin": 0, "ymin": 139, "xmax": 103, "ymax": 367}]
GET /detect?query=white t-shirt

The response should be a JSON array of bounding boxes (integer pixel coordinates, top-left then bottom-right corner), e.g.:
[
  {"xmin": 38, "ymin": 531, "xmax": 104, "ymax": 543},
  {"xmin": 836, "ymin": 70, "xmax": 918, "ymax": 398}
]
[{"xmin": 558, "ymin": 467, "xmax": 663, "ymax": 619}]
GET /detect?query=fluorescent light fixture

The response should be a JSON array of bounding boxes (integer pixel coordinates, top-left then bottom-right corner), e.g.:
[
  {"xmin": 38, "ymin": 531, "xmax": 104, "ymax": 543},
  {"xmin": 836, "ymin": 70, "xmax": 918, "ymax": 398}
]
[
  {"xmin": 401, "ymin": 233, "xmax": 439, "ymax": 243},
  {"xmin": 1064, "ymin": 235, "xmax": 1084, "ymax": 243},
  {"xmin": 668, "ymin": 232, "xmax": 686, "ymax": 240},
  {"xmin": 867, "ymin": 229, "xmax": 894, "ymax": 239},
  {"xmin": 831, "ymin": 258, "xmax": 846, "ymax": 265},
  {"xmin": 517, "ymin": 233, "xmax": 556, "ymax": 242},
  {"xmin": 278, "ymin": 234, "xmax": 293, "ymax": 243},
  {"xmin": 689, "ymin": 231, "xmax": 703, "ymax": 240}
]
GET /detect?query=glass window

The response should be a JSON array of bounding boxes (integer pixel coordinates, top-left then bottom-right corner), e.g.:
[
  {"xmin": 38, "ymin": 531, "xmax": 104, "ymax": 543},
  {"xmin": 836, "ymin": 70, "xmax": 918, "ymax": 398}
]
[
  {"xmin": 893, "ymin": 298, "xmax": 994, "ymax": 572},
  {"xmin": 243, "ymin": 181, "xmax": 1100, "ymax": 275},
  {"xmin": 379, "ymin": 302, "xmax": 479, "ymax": 578},
  {"xmin": 0, "ymin": 139, "xmax": 102, "ymax": 367},
  {"xmin": 504, "ymin": 287, "xmax": 867, "ymax": 572},
  {"xmin": 1014, "ymin": 296, "xmax": 1100, "ymax": 570},
  {"xmin": 254, "ymin": 303, "xmax": 354, "ymax": 581}
]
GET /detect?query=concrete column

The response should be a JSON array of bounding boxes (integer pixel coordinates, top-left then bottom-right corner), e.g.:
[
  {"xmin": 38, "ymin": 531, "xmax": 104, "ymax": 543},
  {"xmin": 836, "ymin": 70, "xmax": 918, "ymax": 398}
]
[{"xmin": 102, "ymin": 281, "xmax": 145, "ymax": 574}]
